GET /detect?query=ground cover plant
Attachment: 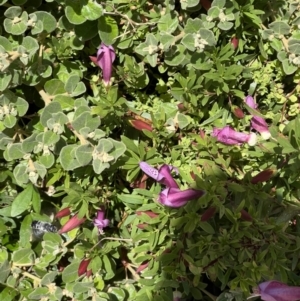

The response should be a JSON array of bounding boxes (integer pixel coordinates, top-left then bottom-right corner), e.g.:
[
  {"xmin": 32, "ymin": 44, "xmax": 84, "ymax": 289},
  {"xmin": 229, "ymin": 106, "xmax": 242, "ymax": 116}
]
[{"xmin": 1, "ymin": 0, "xmax": 300, "ymax": 300}]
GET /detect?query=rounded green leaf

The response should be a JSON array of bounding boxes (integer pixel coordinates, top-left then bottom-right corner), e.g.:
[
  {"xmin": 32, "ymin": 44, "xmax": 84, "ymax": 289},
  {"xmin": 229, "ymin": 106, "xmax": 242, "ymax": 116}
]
[
  {"xmin": 65, "ymin": 0, "xmax": 86, "ymax": 25},
  {"xmin": 12, "ymin": 248, "xmax": 35, "ymax": 265},
  {"xmin": 60, "ymin": 145, "xmax": 81, "ymax": 170},
  {"xmin": 181, "ymin": 33, "xmax": 195, "ymax": 51},
  {"xmin": 4, "ymin": 6, "xmax": 22, "ymax": 18},
  {"xmin": 98, "ymin": 16, "xmax": 119, "ymax": 45},
  {"xmin": 39, "ymin": 153, "xmax": 55, "ymax": 168},
  {"xmin": 217, "ymin": 21, "xmax": 233, "ymax": 31},
  {"xmin": 81, "ymin": 0, "xmax": 103, "ymax": 21},
  {"xmin": 45, "ymin": 79, "xmax": 66, "ymax": 96},
  {"xmin": 157, "ymin": 13, "xmax": 178, "ymax": 34},
  {"xmin": 40, "ymin": 102, "xmax": 62, "ymax": 127},
  {"xmin": 34, "ymin": 11, "xmax": 57, "ymax": 33},
  {"xmin": 269, "ymin": 21, "xmax": 290, "ymax": 35},
  {"xmin": 13, "ymin": 163, "xmax": 29, "ymax": 184},
  {"xmin": 75, "ymin": 144, "xmax": 93, "ymax": 166},
  {"xmin": 4, "ymin": 11, "xmax": 28, "ymax": 35},
  {"xmin": 0, "ymin": 72, "xmax": 12, "ymax": 92},
  {"xmin": 3, "ymin": 115, "xmax": 17, "ymax": 128},
  {"xmin": 92, "ymin": 159, "xmax": 109, "ymax": 174},
  {"xmin": 74, "ymin": 20, "xmax": 98, "ymax": 41}
]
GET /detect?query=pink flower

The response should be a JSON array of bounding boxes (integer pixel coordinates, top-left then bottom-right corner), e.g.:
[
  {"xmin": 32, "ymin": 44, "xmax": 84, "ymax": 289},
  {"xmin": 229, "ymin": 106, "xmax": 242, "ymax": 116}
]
[
  {"xmin": 93, "ymin": 208, "xmax": 109, "ymax": 233},
  {"xmin": 90, "ymin": 43, "xmax": 116, "ymax": 86},
  {"xmin": 245, "ymin": 95, "xmax": 271, "ymax": 140},
  {"xmin": 258, "ymin": 280, "xmax": 300, "ymax": 301},
  {"xmin": 139, "ymin": 161, "xmax": 179, "ymax": 189},
  {"xmin": 212, "ymin": 126, "xmax": 257, "ymax": 146},
  {"xmin": 159, "ymin": 187, "xmax": 205, "ymax": 208}
]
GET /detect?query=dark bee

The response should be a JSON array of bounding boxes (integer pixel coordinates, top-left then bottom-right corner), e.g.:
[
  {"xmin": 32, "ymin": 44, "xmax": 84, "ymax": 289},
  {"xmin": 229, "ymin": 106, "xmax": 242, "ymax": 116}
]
[{"xmin": 31, "ymin": 220, "xmax": 58, "ymax": 238}]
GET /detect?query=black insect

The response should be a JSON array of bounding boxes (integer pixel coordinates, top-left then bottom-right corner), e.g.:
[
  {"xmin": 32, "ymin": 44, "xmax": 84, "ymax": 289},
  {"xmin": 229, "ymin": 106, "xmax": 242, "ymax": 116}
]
[{"xmin": 31, "ymin": 220, "xmax": 58, "ymax": 238}]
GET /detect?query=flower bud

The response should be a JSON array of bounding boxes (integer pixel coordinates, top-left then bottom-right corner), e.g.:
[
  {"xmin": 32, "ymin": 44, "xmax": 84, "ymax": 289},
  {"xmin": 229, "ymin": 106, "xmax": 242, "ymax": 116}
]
[
  {"xmin": 251, "ymin": 169, "xmax": 274, "ymax": 184},
  {"xmin": 55, "ymin": 207, "xmax": 71, "ymax": 219},
  {"xmin": 231, "ymin": 37, "xmax": 238, "ymax": 49},
  {"xmin": 232, "ymin": 106, "xmax": 244, "ymax": 119},
  {"xmin": 78, "ymin": 258, "xmax": 91, "ymax": 276},
  {"xmin": 201, "ymin": 207, "xmax": 216, "ymax": 222},
  {"xmin": 130, "ymin": 119, "xmax": 153, "ymax": 131},
  {"xmin": 136, "ymin": 211, "xmax": 159, "ymax": 218},
  {"xmin": 240, "ymin": 209, "xmax": 253, "ymax": 221},
  {"xmin": 58, "ymin": 214, "xmax": 86, "ymax": 234}
]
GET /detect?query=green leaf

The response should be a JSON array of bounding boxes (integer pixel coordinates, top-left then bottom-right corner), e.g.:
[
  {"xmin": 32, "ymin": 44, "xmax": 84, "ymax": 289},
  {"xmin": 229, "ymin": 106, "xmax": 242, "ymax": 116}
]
[
  {"xmin": 81, "ymin": 0, "xmax": 103, "ymax": 21},
  {"xmin": 181, "ymin": 33, "xmax": 195, "ymax": 51},
  {"xmin": 60, "ymin": 145, "xmax": 81, "ymax": 170},
  {"xmin": 282, "ymin": 59, "xmax": 298, "ymax": 75},
  {"xmin": 53, "ymin": 95, "xmax": 75, "ymax": 110},
  {"xmin": 218, "ymin": 21, "xmax": 233, "ymax": 31},
  {"xmin": 4, "ymin": 11, "xmax": 28, "ymax": 35},
  {"xmin": 98, "ymin": 15, "xmax": 119, "ymax": 45},
  {"xmin": 11, "ymin": 184, "xmax": 33, "ymax": 217},
  {"xmin": 19, "ymin": 215, "xmax": 32, "ymax": 248},
  {"xmin": 44, "ymin": 79, "xmax": 66, "ymax": 96},
  {"xmin": 0, "ymin": 72, "xmax": 12, "ymax": 92},
  {"xmin": 62, "ymin": 261, "xmax": 79, "ymax": 283},
  {"xmin": 39, "ymin": 154, "xmax": 55, "ymax": 168},
  {"xmin": 34, "ymin": 11, "xmax": 57, "ymax": 33},
  {"xmin": 12, "ymin": 248, "xmax": 35, "ymax": 265},
  {"xmin": 269, "ymin": 21, "xmax": 290, "ymax": 35},
  {"xmin": 31, "ymin": 186, "xmax": 41, "ymax": 213},
  {"xmin": 65, "ymin": 0, "xmax": 86, "ymax": 25},
  {"xmin": 40, "ymin": 102, "xmax": 63, "ymax": 127},
  {"xmin": 72, "ymin": 111, "xmax": 100, "ymax": 132},
  {"xmin": 92, "ymin": 159, "xmax": 109, "ymax": 174},
  {"xmin": 75, "ymin": 144, "xmax": 93, "ymax": 166},
  {"xmin": 157, "ymin": 13, "xmax": 178, "ymax": 34},
  {"xmin": 28, "ymin": 287, "xmax": 49, "ymax": 299},
  {"xmin": 74, "ymin": 20, "xmax": 98, "ymax": 41}
]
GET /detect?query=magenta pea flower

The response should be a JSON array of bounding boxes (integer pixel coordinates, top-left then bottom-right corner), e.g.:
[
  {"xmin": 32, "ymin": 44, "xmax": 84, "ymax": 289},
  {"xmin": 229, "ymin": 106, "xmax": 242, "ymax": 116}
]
[
  {"xmin": 90, "ymin": 43, "xmax": 116, "ymax": 86},
  {"xmin": 245, "ymin": 95, "xmax": 271, "ymax": 140},
  {"xmin": 257, "ymin": 280, "xmax": 300, "ymax": 301},
  {"xmin": 159, "ymin": 187, "xmax": 205, "ymax": 208},
  {"xmin": 139, "ymin": 161, "xmax": 179, "ymax": 189},
  {"xmin": 212, "ymin": 126, "xmax": 257, "ymax": 146},
  {"xmin": 93, "ymin": 208, "xmax": 109, "ymax": 233}
]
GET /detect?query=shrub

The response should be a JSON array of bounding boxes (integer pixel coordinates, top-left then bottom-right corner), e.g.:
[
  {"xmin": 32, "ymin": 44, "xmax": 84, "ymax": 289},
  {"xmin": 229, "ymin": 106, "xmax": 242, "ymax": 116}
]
[{"xmin": 1, "ymin": 0, "xmax": 300, "ymax": 300}]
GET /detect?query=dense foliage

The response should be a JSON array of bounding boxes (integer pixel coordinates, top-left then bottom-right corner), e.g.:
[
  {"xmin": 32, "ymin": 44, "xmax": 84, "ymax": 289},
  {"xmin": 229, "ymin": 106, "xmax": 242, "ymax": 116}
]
[{"xmin": 1, "ymin": 0, "xmax": 300, "ymax": 300}]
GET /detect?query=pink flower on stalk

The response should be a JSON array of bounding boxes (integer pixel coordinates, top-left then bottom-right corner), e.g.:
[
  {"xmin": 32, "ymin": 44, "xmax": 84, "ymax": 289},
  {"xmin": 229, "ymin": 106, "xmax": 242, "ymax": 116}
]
[
  {"xmin": 90, "ymin": 43, "xmax": 116, "ymax": 86},
  {"xmin": 245, "ymin": 95, "xmax": 271, "ymax": 140},
  {"xmin": 139, "ymin": 162, "xmax": 205, "ymax": 208},
  {"xmin": 257, "ymin": 280, "xmax": 300, "ymax": 301},
  {"xmin": 159, "ymin": 187, "xmax": 205, "ymax": 208},
  {"xmin": 212, "ymin": 126, "xmax": 257, "ymax": 146},
  {"xmin": 139, "ymin": 161, "xmax": 179, "ymax": 189},
  {"xmin": 93, "ymin": 208, "xmax": 109, "ymax": 233}
]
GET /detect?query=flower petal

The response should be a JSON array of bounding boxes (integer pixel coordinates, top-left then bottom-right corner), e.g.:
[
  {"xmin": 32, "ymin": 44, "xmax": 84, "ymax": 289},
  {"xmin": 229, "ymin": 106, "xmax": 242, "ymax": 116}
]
[
  {"xmin": 158, "ymin": 164, "xmax": 179, "ymax": 188},
  {"xmin": 259, "ymin": 281, "xmax": 300, "ymax": 301},
  {"xmin": 159, "ymin": 187, "xmax": 205, "ymax": 208},
  {"xmin": 245, "ymin": 95, "xmax": 257, "ymax": 109}
]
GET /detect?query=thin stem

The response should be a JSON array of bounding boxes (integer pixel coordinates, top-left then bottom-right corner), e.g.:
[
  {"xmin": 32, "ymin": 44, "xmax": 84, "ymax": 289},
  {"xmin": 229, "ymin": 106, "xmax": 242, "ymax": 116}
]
[
  {"xmin": 200, "ymin": 288, "xmax": 217, "ymax": 301},
  {"xmin": 35, "ymin": 84, "xmax": 52, "ymax": 106},
  {"xmin": 22, "ymin": 271, "xmax": 41, "ymax": 283}
]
